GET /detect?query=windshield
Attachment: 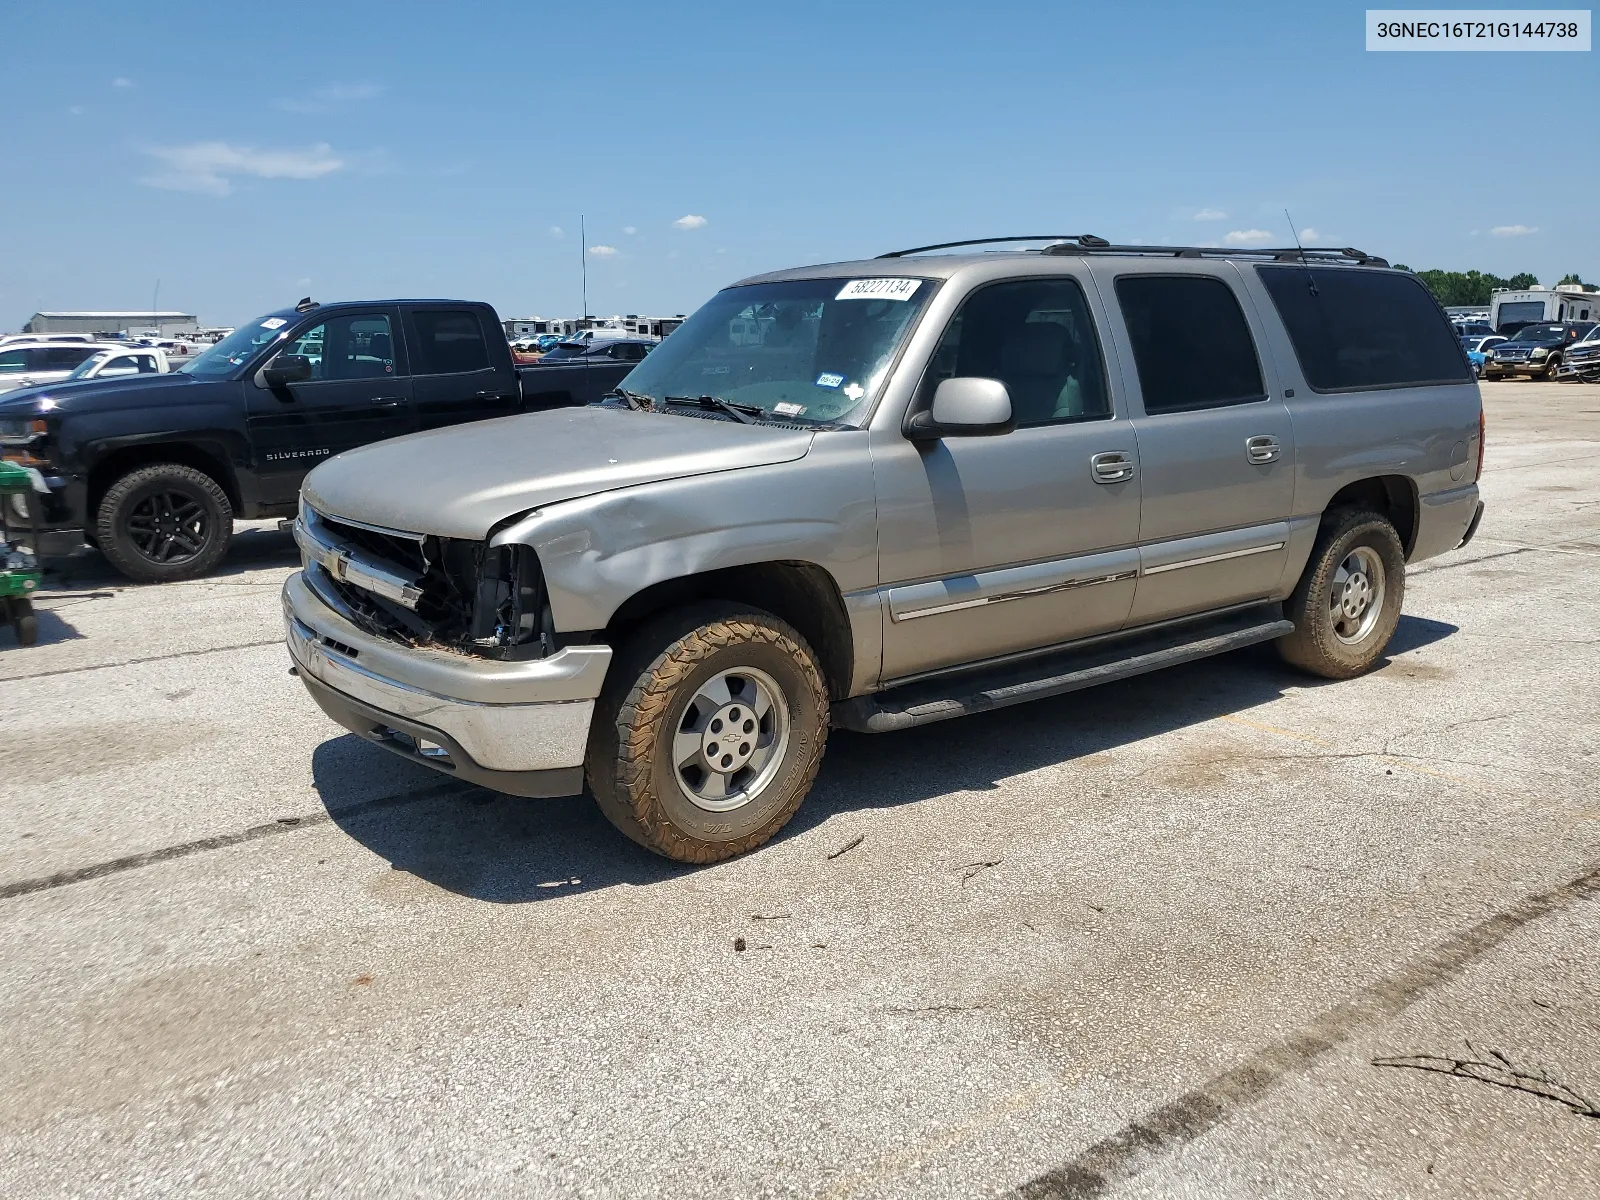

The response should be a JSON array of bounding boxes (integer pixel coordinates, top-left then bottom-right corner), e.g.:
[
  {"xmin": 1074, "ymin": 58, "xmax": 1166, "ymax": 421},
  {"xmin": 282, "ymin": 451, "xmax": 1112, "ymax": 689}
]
[
  {"xmin": 65, "ymin": 351, "xmax": 115, "ymax": 380},
  {"xmin": 1508, "ymin": 323, "xmax": 1563, "ymax": 343},
  {"xmin": 614, "ymin": 277, "xmax": 935, "ymax": 427},
  {"xmin": 178, "ymin": 315, "xmax": 296, "ymax": 378}
]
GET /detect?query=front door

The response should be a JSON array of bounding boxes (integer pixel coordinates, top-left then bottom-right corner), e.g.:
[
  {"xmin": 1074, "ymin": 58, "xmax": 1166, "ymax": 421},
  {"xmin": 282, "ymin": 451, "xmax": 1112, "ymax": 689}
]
[
  {"xmin": 1092, "ymin": 265, "xmax": 1295, "ymax": 625},
  {"xmin": 404, "ymin": 307, "xmax": 520, "ymax": 430},
  {"xmin": 245, "ymin": 308, "xmax": 414, "ymax": 508},
  {"xmin": 872, "ymin": 274, "xmax": 1142, "ymax": 682}
]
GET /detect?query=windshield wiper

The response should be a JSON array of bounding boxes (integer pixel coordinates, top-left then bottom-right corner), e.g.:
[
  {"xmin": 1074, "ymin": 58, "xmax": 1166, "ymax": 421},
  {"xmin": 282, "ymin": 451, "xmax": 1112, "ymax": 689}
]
[
  {"xmin": 601, "ymin": 387, "xmax": 655, "ymax": 410},
  {"xmin": 662, "ymin": 394, "xmax": 762, "ymax": 425}
]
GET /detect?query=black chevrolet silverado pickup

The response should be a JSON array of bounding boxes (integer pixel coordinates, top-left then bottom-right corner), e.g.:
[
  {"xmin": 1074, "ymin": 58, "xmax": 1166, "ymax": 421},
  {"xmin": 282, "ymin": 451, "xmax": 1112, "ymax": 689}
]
[{"xmin": 0, "ymin": 299, "xmax": 637, "ymax": 582}]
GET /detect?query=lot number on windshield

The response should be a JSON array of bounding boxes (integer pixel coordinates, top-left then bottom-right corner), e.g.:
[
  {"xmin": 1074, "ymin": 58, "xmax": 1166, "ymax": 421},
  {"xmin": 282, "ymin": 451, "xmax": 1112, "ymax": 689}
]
[{"xmin": 836, "ymin": 278, "xmax": 921, "ymax": 302}]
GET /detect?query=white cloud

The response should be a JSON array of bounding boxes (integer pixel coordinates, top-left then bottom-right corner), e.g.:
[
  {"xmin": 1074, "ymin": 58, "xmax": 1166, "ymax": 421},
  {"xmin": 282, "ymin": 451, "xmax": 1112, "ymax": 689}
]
[
  {"xmin": 1223, "ymin": 228, "xmax": 1275, "ymax": 245},
  {"xmin": 1297, "ymin": 227, "xmax": 1321, "ymax": 241},
  {"xmin": 275, "ymin": 82, "xmax": 383, "ymax": 114},
  {"xmin": 623, "ymin": 226, "xmax": 637, "ymax": 235},
  {"xmin": 673, "ymin": 214, "xmax": 707, "ymax": 230},
  {"xmin": 139, "ymin": 141, "xmax": 343, "ymax": 196},
  {"xmin": 1491, "ymin": 224, "xmax": 1538, "ymax": 238},
  {"xmin": 111, "ymin": 77, "xmax": 135, "ymax": 89},
  {"xmin": 587, "ymin": 244, "xmax": 619, "ymax": 257},
  {"xmin": 1192, "ymin": 208, "xmax": 1227, "ymax": 221},
  {"xmin": 548, "ymin": 226, "xmax": 564, "ymax": 237}
]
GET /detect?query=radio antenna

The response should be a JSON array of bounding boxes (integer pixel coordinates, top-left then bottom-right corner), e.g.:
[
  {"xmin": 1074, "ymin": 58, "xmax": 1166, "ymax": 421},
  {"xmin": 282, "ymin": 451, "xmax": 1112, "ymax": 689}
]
[{"xmin": 1285, "ymin": 209, "xmax": 1318, "ymax": 297}]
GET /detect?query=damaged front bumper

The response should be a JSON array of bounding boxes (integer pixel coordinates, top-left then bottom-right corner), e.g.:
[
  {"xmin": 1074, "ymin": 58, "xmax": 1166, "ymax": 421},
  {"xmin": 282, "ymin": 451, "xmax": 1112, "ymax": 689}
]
[{"xmin": 283, "ymin": 569, "xmax": 609, "ymax": 797}]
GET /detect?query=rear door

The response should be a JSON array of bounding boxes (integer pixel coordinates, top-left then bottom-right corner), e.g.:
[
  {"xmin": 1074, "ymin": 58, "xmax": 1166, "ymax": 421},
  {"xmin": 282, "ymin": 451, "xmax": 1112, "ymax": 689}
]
[
  {"xmin": 404, "ymin": 307, "xmax": 520, "ymax": 430},
  {"xmin": 1091, "ymin": 265, "xmax": 1295, "ymax": 625},
  {"xmin": 245, "ymin": 308, "xmax": 414, "ymax": 507}
]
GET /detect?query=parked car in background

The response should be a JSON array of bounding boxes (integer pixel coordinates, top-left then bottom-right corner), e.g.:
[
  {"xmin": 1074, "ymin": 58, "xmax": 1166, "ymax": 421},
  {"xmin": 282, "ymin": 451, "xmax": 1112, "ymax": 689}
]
[
  {"xmin": 0, "ymin": 298, "xmax": 641, "ymax": 582},
  {"xmin": 1460, "ymin": 334, "xmax": 1506, "ymax": 377},
  {"xmin": 531, "ymin": 337, "xmax": 655, "ymax": 365},
  {"xmin": 0, "ymin": 332, "xmax": 98, "ymax": 348},
  {"xmin": 63, "ymin": 345, "xmax": 171, "ymax": 381},
  {"xmin": 1453, "ymin": 322, "xmax": 1494, "ymax": 339},
  {"xmin": 0, "ymin": 341, "xmax": 115, "ymax": 394},
  {"xmin": 1482, "ymin": 321, "xmax": 1598, "ymax": 380},
  {"xmin": 1556, "ymin": 326, "xmax": 1600, "ymax": 381},
  {"xmin": 284, "ymin": 238, "xmax": 1483, "ymax": 864}
]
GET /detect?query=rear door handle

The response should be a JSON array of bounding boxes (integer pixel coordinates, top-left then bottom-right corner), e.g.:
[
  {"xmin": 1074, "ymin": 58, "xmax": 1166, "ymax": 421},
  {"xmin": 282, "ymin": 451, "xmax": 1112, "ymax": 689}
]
[
  {"xmin": 370, "ymin": 396, "xmax": 404, "ymax": 408},
  {"xmin": 1246, "ymin": 435, "xmax": 1281, "ymax": 464},
  {"xmin": 1090, "ymin": 451, "xmax": 1136, "ymax": 484}
]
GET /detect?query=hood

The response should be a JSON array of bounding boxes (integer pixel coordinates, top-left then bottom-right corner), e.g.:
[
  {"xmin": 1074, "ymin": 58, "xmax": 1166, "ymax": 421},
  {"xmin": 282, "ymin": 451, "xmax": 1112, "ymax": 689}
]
[
  {"xmin": 302, "ymin": 405, "xmax": 816, "ymax": 540},
  {"xmin": 0, "ymin": 371, "xmax": 198, "ymax": 414}
]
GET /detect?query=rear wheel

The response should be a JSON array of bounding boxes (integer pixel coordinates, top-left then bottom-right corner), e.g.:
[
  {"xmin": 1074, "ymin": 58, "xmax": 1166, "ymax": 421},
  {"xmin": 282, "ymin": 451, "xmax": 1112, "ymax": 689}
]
[
  {"xmin": 586, "ymin": 602, "xmax": 829, "ymax": 863},
  {"xmin": 96, "ymin": 463, "xmax": 233, "ymax": 583},
  {"xmin": 1277, "ymin": 509, "xmax": 1405, "ymax": 679}
]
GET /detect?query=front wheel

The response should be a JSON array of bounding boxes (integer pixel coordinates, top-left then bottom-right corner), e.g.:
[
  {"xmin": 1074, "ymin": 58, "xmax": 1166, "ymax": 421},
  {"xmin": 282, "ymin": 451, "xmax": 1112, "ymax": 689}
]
[
  {"xmin": 586, "ymin": 603, "xmax": 830, "ymax": 863},
  {"xmin": 96, "ymin": 463, "xmax": 233, "ymax": 583},
  {"xmin": 1277, "ymin": 509, "xmax": 1406, "ymax": 679}
]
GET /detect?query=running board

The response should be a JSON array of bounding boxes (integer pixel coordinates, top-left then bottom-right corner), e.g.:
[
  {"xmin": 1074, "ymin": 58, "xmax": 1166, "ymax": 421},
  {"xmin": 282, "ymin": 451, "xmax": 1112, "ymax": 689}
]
[{"xmin": 834, "ymin": 605, "xmax": 1293, "ymax": 734}]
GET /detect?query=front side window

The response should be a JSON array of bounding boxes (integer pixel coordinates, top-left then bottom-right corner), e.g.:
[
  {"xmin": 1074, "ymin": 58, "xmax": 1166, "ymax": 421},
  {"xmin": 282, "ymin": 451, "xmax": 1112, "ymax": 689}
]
[
  {"xmin": 1116, "ymin": 275, "xmax": 1265, "ymax": 413},
  {"xmin": 920, "ymin": 277, "xmax": 1110, "ymax": 427},
  {"xmin": 1258, "ymin": 266, "xmax": 1470, "ymax": 392},
  {"xmin": 290, "ymin": 315, "xmax": 396, "ymax": 381},
  {"xmin": 42, "ymin": 346, "xmax": 96, "ymax": 370},
  {"xmin": 618, "ymin": 277, "xmax": 936, "ymax": 427},
  {"xmin": 0, "ymin": 350, "xmax": 29, "ymax": 374},
  {"xmin": 411, "ymin": 310, "xmax": 491, "ymax": 375}
]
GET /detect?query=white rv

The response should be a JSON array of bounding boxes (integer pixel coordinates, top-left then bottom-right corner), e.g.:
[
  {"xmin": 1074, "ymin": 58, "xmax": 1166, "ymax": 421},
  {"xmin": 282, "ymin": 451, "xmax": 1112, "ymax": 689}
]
[{"xmin": 1491, "ymin": 285, "xmax": 1600, "ymax": 334}]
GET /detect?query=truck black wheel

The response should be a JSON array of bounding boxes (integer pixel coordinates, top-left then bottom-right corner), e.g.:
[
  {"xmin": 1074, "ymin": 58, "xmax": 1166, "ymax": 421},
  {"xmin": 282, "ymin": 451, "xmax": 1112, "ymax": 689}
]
[
  {"xmin": 96, "ymin": 463, "xmax": 233, "ymax": 583},
  {"xmin": 1277, "ymin": 509, "xmax": 1405, "ymax": 680},
  {"xmin": 11, "ymin": 598, "xmax": 38, "ymax": 646},
  {"xmin": 585, "ymin": 602, "xmax": 829, "ymax": 864}
]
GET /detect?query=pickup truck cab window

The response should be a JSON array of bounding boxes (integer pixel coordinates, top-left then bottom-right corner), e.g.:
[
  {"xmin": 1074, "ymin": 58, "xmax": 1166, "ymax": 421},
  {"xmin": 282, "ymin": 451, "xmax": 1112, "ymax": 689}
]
[
  {"xmin": 919, "ymin": 277, "xmax": 1110, "ymax": 427},
  {"xmin": 293, "ymin": 315, "xmax": 396, "ymax": 380},
  {"xmin": 1114, "ymin": 274, "xmax": 1266, "ymax": 413},
  {"xmin": 616, "ymin": 278, "xmax": 935, "ymax": 427},
  {"xmin": 410, "ymin": 310, "xmax": 492, "ymax": 374}
]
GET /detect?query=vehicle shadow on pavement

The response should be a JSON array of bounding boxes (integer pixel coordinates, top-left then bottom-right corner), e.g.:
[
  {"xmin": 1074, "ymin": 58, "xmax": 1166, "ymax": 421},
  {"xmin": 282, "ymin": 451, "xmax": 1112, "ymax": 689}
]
[
  {"xmin": 39, "ymin": 521, "xmax": 300, "ymax": 589},
  {"xmin": 314, "ymin": 613, "xmax": 1458, "ymax": 904}
]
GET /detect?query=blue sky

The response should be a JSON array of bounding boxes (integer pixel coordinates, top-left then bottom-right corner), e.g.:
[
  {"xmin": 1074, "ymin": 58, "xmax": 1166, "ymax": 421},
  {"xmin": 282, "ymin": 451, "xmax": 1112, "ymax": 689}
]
[{"xmin": 3, "ymin": 0, "xmax": 1595, "ymax": 330}]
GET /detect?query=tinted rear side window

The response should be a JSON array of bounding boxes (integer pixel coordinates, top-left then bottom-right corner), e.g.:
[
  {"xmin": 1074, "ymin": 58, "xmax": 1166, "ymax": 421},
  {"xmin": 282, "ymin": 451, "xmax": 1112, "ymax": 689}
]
[
  {"xmin": 1114, "ymin": 275, "xmax": 1265, "ymax": 414},
  {"xmin": 410, "ymin": 310, "xmax": 492, "ymax": 374},
  {"xmin": 1257, "ymin": 266, "xmax": 1470, "ymax": 391},
  {"xmin": 42, "ymin": 346, "xmax": 96, "ymax": 369}
]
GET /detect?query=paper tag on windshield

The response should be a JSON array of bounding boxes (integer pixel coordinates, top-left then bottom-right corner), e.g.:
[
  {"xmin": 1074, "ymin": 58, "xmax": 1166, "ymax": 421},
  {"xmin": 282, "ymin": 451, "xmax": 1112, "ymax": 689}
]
[
  {"xmin": 774, "ymin": 402, "xmax": 807, "ymax": 416},
  {"xmin": 815, "ymin": 372, "xmax": 844, "ymax": 388},
  {"xmin": 260, "ymin": 317, "xmax": 287, "ymax": 330},
  {"xmin": 835, "ymin": 278, "xmax": 921, "ymax": 302}
]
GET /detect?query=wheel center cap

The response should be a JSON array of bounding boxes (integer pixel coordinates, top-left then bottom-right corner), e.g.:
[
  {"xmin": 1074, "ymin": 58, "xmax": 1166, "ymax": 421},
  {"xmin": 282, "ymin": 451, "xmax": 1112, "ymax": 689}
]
[
  {"xmin": 701, "ymin": 703, "xmax": 759, "ymax": 773},
  {"xmin": 1342, "ymin": 573, "xmax": 1370, "ymax": 617}
]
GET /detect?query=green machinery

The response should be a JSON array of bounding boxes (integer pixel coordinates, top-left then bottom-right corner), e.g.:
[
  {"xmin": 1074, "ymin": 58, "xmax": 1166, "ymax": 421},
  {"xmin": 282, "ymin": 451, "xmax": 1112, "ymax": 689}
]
[{"xmin": 0, "ymin": 459, "xmax": 42, "ymax": 646}]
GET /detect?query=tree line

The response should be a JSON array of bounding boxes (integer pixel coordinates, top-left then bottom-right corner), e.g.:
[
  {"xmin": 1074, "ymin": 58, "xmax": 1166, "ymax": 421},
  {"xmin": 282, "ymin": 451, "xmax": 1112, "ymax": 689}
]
[{"xmin": 1392, "ymin": 267, "xmax": 1595, "ymax": 307}]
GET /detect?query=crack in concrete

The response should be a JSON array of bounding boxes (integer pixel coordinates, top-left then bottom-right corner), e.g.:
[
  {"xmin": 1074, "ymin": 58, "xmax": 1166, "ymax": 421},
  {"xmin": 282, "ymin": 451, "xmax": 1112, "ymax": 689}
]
[{"xmin": 1005, "ymin": 859, "xmax": 1600, "ymax": 1198}]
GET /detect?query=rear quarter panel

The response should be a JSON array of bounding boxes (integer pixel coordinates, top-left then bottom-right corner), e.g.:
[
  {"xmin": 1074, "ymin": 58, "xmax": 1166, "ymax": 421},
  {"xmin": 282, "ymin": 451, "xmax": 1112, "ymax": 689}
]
[{"xmin": 1233, "ymin": 268, "xmax": 1482, "ymax": 576}]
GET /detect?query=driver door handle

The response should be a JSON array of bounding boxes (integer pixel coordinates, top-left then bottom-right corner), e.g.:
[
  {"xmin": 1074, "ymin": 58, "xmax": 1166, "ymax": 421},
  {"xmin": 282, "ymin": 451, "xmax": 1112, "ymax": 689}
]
[
  {"xmin": 1091, "ymin": 451, "xmax": 1137, "ymax": 484},
  {"xmin": 1246, "ymin": 435, "xmax": 1281, "ymax": 464},
  {"xmin": 369, "ymin": 396, "xmax": 404, "ymax": 408}
]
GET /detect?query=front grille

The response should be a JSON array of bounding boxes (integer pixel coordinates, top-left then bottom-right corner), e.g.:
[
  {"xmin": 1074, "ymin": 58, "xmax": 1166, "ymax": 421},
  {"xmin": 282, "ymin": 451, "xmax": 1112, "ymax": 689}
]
[
  {"xmin": 303, "ymin": 504, "xmax": 552, "ymax": 660},
  {"xmin": 1568, "ymin": 346, "xmax": 1600, "ymax": 363},
  {"xmin": 318, "ymin": 513, "xmax": 429, "ymax": 577}
]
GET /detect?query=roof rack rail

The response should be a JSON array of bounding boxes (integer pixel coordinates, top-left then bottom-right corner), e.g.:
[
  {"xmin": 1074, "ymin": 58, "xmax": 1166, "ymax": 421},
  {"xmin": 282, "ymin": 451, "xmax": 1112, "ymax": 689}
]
[
  {"xmin": 877, "ymin": 235, "xmax": 1109, "ymax": 258},
  {"xmin": 878, "ymin": 236, "xmax": 1387, "ymax": 268}
]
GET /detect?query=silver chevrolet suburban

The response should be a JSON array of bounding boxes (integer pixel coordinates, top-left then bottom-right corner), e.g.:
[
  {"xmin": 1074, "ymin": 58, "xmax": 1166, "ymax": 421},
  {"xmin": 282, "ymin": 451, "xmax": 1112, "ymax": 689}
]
[{"xmin": 284, "ymin": 237, "xmax": 1485, "ymax": 862}]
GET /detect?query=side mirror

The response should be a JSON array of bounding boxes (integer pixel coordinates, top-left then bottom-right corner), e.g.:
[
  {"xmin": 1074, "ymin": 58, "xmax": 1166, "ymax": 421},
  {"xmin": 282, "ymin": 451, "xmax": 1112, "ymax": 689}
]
[
  {"xmin": 263, "ymin": 354, "xmax": 313, "ymax": 387},
  {"xmin": 905, "ymin": 377, "xmax": 1015, "ymax": 440}
]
